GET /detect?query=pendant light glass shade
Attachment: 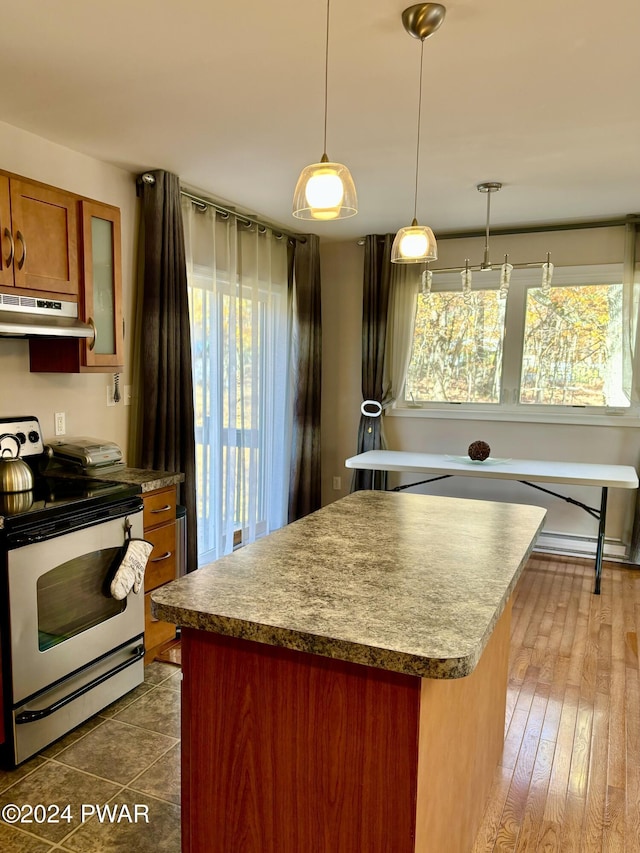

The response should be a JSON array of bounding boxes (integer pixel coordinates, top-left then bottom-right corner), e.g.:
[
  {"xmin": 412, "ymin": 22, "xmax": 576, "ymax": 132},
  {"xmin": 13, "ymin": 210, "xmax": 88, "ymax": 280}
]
[
  {"xmin": 292, "ymin": 156, "xmax": 357, "ymax": 220},
  {"xmin": 391, "ymin": 219, "xmax": 437, "ymax": 263}
]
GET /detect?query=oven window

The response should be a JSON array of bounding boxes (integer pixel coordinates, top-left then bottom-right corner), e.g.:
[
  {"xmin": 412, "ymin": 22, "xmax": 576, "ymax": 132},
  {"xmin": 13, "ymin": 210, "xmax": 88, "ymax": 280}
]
[{"xmin": 37, "ymin": 547, "xmax": 126, "ymax": 651}]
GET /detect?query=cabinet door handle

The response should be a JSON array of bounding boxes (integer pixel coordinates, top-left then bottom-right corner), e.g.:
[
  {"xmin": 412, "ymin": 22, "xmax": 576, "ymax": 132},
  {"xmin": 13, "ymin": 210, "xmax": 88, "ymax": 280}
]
[
  {"xmin": 16, "ymin": 230, "xmax": 26, "ymax": 270},
  {"xmin": 87, "ymin": 317, "xmax": 97, "ymax": 351},
  {"xmin": 3, "ymin": 227, "xmax": 14, "ymax": 267},
  {"xmin": 151, "ymin": 551, "xmax": 172, "ymax": 562},
  {"xmin": 151, "ymin": 505, "xmax": 172, "ymax": 513}
]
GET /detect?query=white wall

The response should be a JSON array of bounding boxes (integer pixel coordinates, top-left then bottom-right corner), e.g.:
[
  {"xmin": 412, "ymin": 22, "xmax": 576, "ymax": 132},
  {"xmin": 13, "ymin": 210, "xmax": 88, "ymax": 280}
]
[
  {"xmin": 321, "ymin": 227, "xmax": 640, "ymax": 557},
  {"xmin": 0, "ymin": 121, "xmax": 138, "ymax": 457}
]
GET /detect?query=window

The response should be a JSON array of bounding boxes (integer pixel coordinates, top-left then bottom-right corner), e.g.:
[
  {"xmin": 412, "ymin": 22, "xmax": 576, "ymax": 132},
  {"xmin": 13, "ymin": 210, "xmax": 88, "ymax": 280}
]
[
  {"xmin": 519, "ymin": 282, "xmax": 623, "ymax": 406},
  {"xmin": 406, "ymin": 289, "xmax": 506, "ymax": 404},
  {"xmin": 401, "ymin": 264, "xmax": 632, "ymax": 417}
]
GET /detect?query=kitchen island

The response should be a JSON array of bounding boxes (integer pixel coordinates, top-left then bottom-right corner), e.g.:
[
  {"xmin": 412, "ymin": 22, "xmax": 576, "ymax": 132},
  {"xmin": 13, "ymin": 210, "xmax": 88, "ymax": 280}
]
[{"xmin": 152, "ymin": 491, "xmax": 546, "ymax": 853}]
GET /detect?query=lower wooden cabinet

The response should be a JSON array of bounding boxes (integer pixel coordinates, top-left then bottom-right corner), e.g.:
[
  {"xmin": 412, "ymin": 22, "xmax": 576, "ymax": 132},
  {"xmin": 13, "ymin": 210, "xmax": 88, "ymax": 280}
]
[
  {"xmin": 143, "ymin": 485, "xmax": 177, "ymax": 663},
  {"xmin": 144, "ymin": 592, "xmax": 176, "ymax": 654}
]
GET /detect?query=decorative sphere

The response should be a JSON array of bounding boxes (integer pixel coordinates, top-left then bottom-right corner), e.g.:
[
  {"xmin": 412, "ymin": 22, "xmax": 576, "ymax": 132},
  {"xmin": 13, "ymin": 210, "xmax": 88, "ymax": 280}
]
[{"xmin": 468, "ymin": 440, "xmax": 491, "ymax": 461}]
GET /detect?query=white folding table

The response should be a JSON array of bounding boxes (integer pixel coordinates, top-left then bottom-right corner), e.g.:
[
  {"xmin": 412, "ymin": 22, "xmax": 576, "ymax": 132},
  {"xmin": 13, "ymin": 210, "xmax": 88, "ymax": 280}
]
[{"xmin": 345, "ymin": 450, "xmax": 639, "ymax": 594}]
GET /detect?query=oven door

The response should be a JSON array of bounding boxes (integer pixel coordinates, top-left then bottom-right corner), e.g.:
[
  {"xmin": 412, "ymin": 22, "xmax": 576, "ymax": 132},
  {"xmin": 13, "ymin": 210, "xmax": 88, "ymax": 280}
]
[{"xmin": 7, "ymin": 508, "xmax": 144, "ymax": 703}]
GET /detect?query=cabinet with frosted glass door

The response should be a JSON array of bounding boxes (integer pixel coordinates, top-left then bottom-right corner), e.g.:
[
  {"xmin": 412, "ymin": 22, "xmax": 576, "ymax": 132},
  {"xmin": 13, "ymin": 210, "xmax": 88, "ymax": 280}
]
[{"xmin": 29, "ymin": 199, "xmax": 123, "ymax": 372}]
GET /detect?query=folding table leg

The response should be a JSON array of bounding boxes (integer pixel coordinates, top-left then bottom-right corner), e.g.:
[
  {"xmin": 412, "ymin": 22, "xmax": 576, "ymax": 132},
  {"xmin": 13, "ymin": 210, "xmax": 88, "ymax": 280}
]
[{"xmin": 593, "ymin": 487, "xmax": 608, "ymax": 595}]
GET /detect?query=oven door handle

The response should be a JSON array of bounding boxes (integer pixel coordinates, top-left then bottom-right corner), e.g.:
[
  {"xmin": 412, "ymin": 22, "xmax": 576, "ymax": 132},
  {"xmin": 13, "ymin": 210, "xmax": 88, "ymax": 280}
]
[{"xmin": 15, "ymin": 644, "xmax": 145, "ymax": 724}]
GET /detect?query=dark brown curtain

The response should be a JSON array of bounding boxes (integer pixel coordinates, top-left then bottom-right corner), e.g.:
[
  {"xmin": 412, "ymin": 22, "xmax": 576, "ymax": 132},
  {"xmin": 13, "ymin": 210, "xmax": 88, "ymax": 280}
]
[
  {"xmin": 351, "ymin": 234, "xmax": 393, "ymax": 492},
  {"xmin": 288, "ymin": 234, "xmax": 322, "ymax": 521},
  {"xmin": 137, "ymin": 170, "xmax": 198, "ymax": 573},
  {"xmin": 626, "ymin": 220, "xmax": 640, "ymax": 564}
]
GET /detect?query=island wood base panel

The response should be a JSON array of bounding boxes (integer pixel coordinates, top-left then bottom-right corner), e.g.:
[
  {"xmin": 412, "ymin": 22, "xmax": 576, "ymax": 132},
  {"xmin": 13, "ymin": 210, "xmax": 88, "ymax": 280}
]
[{"xmin": 181, "ymin": 601, "xmax": 511, "ymax": 853}]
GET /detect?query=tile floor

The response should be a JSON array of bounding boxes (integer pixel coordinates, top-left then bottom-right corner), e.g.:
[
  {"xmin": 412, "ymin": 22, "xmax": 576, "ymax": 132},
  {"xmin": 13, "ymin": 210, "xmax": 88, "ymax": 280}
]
[{"xmin": 0, "ymin": 661, "xmax": 182, "ymax": 853}]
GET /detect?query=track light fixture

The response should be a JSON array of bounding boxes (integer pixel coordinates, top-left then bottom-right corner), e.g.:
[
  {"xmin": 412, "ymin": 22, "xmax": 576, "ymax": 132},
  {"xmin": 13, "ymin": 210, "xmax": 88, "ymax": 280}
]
[{"xmin": 432, "ymin": 183, "xmax": 554, "ymax": 297}]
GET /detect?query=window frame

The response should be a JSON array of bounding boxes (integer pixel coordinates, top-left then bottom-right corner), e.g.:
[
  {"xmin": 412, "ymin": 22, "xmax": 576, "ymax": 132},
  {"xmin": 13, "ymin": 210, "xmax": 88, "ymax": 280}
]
[{"xmin": 393, "ymin": 262, "xmax": 640, "ymax": 425}]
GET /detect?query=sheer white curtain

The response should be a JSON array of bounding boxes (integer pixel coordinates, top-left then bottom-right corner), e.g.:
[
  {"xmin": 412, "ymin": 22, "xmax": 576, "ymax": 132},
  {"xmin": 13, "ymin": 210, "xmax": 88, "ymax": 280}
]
[
  {"xmin": 182, "ymin": 199, "xmax": 291, "ymax": 564},
  {"xmin": 623, "ymin": 220, "xmax": 640, "ymax": 403},
  {"xmin": 383, "ymin": 265, "xmax": 420, "ymax": 407}
]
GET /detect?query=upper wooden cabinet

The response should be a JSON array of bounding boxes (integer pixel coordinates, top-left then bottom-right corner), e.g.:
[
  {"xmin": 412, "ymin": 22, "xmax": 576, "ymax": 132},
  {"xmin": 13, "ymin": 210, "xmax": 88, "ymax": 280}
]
[
  {"xmin": 0, "ymin": 175, "xmax": 13, "ymax": 289},
  {"xmin": 27, "ymin": 197, "xmax": 124, "ymax": 374},
  {"xmin": 80, "ymin": 200, "xmax": 124, "ymax": 370},
  {"xmin": 0, "ymin": 174, "xmax": 79, "ymax": 297},
  {"xmin": 0, "ymin": 168, "xmax": 125, "ymax": 373}
]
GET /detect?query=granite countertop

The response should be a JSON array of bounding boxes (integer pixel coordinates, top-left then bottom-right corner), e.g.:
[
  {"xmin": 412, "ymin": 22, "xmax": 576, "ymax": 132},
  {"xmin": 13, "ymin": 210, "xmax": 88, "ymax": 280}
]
[
  {"xmin": 151, "ymin": 491, "xmax": 546, "ymax": 679},
  {"xmin": 48, "ymin": 466, "xmax": 184, "ymax": 492},
  {"xmin": 91, "ymin": 467, "xmax": 184, "ymax": 493}
]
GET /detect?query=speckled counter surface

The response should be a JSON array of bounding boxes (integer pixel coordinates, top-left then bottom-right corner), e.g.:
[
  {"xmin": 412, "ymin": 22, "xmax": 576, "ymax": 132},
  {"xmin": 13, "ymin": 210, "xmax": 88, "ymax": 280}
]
[
  {"xmin": 50, "ymin": 466, "xmax": 184, "ymax": 492},
  {"xmin": 152, "ymin": 491, "xmax": 546, "ymax": 678},
  {"xmin": 91, "ymin": 467, "xmax": 184, "ymax": 493}
]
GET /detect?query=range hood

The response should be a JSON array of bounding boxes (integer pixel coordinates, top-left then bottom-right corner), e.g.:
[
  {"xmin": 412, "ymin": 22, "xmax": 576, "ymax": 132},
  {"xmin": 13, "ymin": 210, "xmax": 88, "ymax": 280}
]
[{"xmin": 0, "ymin": 294, "xmax": 95, "ymax": 340}]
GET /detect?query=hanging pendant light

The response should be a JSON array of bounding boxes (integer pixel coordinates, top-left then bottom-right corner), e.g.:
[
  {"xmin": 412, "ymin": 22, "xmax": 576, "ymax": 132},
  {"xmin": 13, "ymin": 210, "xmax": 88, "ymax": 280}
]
[
  {"xmin": 499, "ymin": 256, "xmax": 514, "ymax": 299},
  {"xmin": 541, "ymin": 253, "xmax": 554, "ymax": 293},
  {"xmin": 292, "ymin": 0, "xmax": 357, "ymax": 221},
  {"xmin": 391, "ymin": 4, "xmax": 446, "ymax": 264},
  {"xmin": 461, "ymin": 260, "xmax": 472, "ymax": 303}
]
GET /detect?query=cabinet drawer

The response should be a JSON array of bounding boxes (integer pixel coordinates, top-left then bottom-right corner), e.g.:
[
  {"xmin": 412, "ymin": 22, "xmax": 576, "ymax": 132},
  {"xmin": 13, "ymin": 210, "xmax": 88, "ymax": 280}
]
[
  {"xmin": 143, "ymin": 487, "xmax": 176, "ymax": 530},
  {"xmin": 144, "ymin": 522, "xmax": 176, "ymax": 593},
  {"xmin": 145, "ymin": 592, "xmax": 175, "ymax": 650}
]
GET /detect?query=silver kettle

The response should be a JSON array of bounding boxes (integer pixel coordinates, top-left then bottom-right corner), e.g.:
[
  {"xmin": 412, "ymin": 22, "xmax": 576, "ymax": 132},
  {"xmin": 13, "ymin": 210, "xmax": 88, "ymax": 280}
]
[{"xmin": 0, "ymin": 434, "xmax": 34, "ymax": 493}]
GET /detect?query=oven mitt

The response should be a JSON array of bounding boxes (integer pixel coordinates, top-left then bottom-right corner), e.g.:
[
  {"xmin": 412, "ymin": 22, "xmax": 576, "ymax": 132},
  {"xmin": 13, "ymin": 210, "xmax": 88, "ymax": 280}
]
[{"xmin": 110, "ymin": 538, "xmax": 154, "ymax": 600}]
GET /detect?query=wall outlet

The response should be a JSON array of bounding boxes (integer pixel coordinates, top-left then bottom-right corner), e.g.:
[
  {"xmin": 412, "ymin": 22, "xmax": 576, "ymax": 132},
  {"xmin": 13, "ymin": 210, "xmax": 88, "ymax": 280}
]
[
  {"xmin": 332, "ymin": 476, "xmax": 342, "ymax": 490},
  {"xmin": 54, "ymin": 412, "xmax": 66, "ymax": 436},
  {"xmin": 106, "ymin": 385, "xmax": 116, "ymax": 407},
  {"xmin": 124, "ymin": 385, "xmax": 132, "ymax": 407}
]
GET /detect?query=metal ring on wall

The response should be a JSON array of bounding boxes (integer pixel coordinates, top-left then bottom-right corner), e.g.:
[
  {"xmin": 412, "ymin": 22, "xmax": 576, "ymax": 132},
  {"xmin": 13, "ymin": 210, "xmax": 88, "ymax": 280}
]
[{"xmin": 360, "ymin": 400, "xmax": 383, "ymax": 418}]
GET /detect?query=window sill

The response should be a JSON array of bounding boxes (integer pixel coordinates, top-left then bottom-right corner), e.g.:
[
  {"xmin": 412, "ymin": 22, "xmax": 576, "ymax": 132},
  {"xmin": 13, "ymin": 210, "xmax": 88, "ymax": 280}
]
[{"xmin": 388, "ymin": 405, "xmax": 640, "ymax": 428}]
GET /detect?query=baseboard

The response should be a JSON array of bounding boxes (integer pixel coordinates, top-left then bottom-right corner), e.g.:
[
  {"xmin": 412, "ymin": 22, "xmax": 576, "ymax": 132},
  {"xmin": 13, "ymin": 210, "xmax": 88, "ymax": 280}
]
[{"xmin": 534, "ymin": 530, "xmax": 628, "ymax": 562}]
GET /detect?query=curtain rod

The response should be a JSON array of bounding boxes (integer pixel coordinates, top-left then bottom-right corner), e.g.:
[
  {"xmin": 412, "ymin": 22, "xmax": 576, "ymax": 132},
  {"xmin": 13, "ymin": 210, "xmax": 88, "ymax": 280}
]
[
  {"xmin": 180, "ymin": 189, "xmax": 306, "ymax": 243},
  {"xmin": 137, "ymin": 174, "xmax": 304, "ymax": 243},
  {"xmin": 356, "ymin": 214, "xmax": 640, "ymax": 245}
]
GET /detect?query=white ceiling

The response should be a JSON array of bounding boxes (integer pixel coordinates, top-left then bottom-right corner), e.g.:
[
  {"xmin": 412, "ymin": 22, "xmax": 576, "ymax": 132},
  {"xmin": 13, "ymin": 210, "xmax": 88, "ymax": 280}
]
[{"xmin": 0, "ymin": 0, "xmax": 638, "ymax": 240}]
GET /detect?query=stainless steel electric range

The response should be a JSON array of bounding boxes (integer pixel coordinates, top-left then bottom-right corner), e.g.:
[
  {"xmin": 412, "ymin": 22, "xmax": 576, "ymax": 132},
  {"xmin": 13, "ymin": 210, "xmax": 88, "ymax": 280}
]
[{"xmin": 0, "ymin": 416, "xmax": 145, "ymax": 766}]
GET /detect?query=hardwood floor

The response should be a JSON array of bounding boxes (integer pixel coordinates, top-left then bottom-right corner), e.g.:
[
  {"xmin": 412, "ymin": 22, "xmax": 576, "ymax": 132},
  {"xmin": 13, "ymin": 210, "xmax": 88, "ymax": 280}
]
[{"xmin": 472, "ymin": 554, "xmax": 640, "ymax": 852}]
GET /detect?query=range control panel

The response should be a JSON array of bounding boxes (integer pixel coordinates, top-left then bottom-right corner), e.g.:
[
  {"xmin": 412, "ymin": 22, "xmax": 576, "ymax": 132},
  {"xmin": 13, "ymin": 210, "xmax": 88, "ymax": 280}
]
[{"xmin": 0, "ymin": 416, "xmax": 44, "ymax": 458}]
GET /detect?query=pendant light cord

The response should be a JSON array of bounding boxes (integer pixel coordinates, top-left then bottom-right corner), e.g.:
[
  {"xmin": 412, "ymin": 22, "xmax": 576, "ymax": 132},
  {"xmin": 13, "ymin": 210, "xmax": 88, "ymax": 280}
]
[
  {"xmin": 484, "ymin": 190, "xmax": 491, "ymax": 257},
  {"xmin": 413, "ymin": 39, "xmax": 425, "ymax": 222},
  {"xmin": 322, "ymin": 0, "xmax": 330, "ymax": 157}
]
